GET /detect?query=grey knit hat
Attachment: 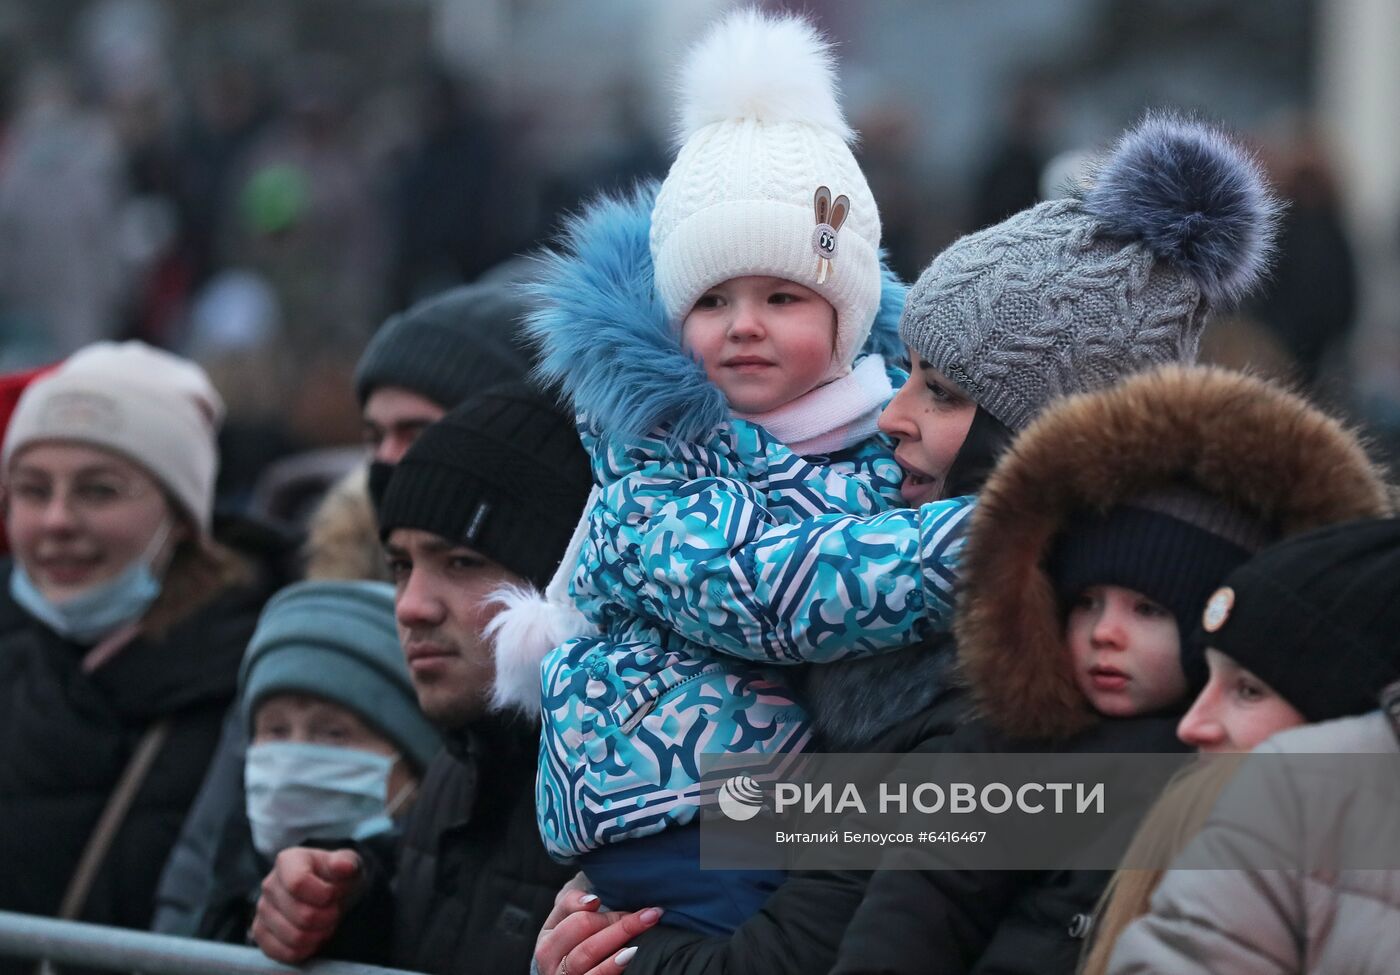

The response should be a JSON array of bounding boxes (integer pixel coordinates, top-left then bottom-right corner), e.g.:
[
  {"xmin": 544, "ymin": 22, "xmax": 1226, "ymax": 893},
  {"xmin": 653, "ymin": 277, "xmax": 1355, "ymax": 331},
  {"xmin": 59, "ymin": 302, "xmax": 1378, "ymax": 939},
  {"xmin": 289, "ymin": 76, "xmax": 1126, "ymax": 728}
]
[
  {"xmin": 901, "ymin": 113, "xmax": 1281, "ymax": 432},
  {"xmin": 354, "ymin": 267, "xmax": 534, "ymax": 407},
  {"xmin": 240, "ymin": 580, "xmax": 441, "ymax": 771}
]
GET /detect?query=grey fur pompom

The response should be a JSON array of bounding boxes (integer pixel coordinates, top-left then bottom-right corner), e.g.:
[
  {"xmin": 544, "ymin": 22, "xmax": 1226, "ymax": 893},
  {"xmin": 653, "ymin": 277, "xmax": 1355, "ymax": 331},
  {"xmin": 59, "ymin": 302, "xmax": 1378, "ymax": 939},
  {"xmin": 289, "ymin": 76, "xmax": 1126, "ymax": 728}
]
[{"xmin": 1086, "ymin": 112, "xmax": 1282, "ymax": 306}]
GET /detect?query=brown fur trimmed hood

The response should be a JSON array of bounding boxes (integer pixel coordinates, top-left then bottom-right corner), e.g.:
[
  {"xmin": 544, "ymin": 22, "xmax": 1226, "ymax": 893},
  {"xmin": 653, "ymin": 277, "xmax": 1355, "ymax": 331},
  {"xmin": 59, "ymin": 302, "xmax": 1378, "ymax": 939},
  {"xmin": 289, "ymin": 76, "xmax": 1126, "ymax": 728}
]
[
  {"xmin": 303, "ymin": 465, "xmax": 392, "ymax": 583},
  {"xmin": 955, "ymin": 365, "xmax": 1394, "ymax": 742}
]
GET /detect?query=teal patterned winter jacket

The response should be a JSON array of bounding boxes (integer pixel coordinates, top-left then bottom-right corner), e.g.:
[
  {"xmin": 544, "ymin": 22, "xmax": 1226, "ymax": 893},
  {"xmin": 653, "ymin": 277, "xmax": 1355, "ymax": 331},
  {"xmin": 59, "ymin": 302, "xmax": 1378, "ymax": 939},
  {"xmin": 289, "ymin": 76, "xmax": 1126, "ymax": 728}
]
[{"xmin": 524, "ymin": 185, "xmax": 973, "ymax": 859}]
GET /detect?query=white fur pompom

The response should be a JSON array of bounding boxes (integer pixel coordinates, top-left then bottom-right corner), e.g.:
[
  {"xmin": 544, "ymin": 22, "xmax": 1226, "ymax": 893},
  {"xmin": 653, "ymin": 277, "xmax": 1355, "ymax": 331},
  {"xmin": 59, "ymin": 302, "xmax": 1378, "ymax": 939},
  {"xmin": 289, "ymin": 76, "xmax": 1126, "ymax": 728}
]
[
  {"xmin": 484, "ymin": 582, "xmax": 595, "ymax": 717},
  {"xmin": 676, "ymin": 7, "xmax": 853, "ymax": 146}
]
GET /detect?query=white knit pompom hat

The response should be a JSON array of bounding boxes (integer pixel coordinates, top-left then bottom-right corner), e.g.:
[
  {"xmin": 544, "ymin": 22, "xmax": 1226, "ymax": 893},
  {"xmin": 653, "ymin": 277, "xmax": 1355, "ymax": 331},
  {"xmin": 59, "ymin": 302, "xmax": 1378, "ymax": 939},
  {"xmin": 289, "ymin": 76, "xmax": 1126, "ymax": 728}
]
[
  {"xmin": 650, "ymin": 8, "xmax": 882, "ymax": 381},
  {"xmin": 3, "ymin": 341, "xmax": 225, "ymax": 533}
]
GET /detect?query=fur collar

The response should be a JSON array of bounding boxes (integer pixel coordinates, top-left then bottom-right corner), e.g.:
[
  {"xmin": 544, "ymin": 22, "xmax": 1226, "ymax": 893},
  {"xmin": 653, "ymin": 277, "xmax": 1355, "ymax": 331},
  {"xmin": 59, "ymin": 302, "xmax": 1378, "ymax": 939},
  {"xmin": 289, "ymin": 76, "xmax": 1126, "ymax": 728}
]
[
  {"xmin": 956, "ymin": 365, "xmax": 1394, "ymax": 742},
  {"xmin": 523, "ymin": 182, "xmax": 906, "ymax": 440},
  {"xmin": 302, "ymin": 465, "xmax": 392, "ymax": 584},
  {"xmin": 805, "ymin": 639, "xmax": 968, "ymax": 751},
  {"xmin": 483, "ymin": 582, "xmax": 592, "ymax": 718}
]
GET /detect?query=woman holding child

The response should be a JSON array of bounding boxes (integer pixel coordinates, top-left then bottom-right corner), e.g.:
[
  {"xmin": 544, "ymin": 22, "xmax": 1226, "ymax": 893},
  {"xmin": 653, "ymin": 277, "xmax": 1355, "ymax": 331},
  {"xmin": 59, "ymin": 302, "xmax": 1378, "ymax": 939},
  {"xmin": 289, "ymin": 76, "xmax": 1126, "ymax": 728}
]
[{"xmin": 529, "ymin": 8, "xmax": 1307, "ymax": 975}]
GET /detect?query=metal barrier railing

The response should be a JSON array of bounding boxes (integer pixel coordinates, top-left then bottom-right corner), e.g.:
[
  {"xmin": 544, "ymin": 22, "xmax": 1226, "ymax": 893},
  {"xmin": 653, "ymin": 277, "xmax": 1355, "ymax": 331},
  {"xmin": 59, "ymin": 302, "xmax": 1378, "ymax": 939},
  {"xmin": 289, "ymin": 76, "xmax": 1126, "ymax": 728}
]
[{"xmin": 0, "ymin": 911, "xmax": 424, "ymax": 975}]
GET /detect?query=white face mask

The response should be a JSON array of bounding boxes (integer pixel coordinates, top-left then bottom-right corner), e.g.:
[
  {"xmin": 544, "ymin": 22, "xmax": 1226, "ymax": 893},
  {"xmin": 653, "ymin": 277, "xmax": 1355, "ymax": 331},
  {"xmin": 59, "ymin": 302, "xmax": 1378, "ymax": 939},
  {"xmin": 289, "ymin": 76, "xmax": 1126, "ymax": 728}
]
[
  {"xmin": 9, "ymin": 518, "xmax": 174, "ymax": 644},
  {"xmin": 244, "ymin": 741, "xmax": 411, "ymax": 858}
]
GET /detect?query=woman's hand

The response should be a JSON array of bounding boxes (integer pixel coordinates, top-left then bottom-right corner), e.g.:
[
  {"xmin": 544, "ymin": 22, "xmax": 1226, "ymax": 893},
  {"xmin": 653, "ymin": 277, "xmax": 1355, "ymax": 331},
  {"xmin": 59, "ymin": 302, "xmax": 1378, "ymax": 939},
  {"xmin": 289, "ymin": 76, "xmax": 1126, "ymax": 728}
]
[
  {"xmin": 540, "ymin": 873, "xmax": 596, "ymax": 931},
  {"xmin": 534, "ymin": 887, "xmax": 663, "ymax": 975}
]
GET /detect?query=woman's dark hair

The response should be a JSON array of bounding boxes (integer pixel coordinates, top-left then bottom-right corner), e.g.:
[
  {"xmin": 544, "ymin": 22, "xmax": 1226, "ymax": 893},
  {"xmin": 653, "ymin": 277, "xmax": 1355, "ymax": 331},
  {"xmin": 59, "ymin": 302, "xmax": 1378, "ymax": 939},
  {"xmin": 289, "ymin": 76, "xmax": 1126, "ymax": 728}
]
[{"xmin": 941, "ymin": 407, "xmax": 1015, "ymax": 499}]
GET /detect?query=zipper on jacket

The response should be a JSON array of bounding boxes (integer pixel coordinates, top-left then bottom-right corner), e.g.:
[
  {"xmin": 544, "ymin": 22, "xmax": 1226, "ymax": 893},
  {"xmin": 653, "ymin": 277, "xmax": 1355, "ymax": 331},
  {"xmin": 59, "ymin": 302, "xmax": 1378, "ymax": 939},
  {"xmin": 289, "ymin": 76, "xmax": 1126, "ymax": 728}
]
[{"xmin": 617, "ymin": 665, "xmax": 722, "ymax": 734}]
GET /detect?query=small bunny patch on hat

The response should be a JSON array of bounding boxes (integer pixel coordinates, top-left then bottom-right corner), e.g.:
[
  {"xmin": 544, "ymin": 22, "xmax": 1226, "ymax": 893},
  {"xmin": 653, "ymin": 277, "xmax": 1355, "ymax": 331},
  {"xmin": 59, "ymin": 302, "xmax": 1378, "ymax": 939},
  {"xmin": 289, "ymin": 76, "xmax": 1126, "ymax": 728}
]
[{"xmin": 812, "ymin": 186, "xmax": 850, "ymax": 284}]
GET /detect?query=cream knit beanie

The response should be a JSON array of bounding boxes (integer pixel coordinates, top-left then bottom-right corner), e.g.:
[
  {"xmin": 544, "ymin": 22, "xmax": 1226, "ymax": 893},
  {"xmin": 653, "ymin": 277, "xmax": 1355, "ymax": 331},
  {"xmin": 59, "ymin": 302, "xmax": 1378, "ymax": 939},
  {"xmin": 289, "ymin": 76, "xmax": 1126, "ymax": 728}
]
[
  {"xmin": 3, "ymin": 341, "xmax": 225, "ymax": 533},
  {"xmin": 649, "ymin": 8, "xmax": 882, "ymax": 380}
]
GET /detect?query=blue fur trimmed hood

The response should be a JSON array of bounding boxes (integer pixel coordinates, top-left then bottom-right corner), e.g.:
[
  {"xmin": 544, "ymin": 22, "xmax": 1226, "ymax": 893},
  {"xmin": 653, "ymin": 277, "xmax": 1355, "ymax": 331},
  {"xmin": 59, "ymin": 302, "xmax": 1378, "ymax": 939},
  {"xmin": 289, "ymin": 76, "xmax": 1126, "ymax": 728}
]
[{"xmin": 522, "ymin": 182, "xmax": 906, "ymax": 440}]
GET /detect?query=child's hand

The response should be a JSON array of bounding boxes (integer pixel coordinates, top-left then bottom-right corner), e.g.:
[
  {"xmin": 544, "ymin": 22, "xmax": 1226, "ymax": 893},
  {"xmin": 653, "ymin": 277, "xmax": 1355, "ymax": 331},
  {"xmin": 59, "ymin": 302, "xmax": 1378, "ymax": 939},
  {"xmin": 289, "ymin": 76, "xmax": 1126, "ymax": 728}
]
[{"xmin": 250, "ymin": 846, "xmax": 363, "ymax": 963}]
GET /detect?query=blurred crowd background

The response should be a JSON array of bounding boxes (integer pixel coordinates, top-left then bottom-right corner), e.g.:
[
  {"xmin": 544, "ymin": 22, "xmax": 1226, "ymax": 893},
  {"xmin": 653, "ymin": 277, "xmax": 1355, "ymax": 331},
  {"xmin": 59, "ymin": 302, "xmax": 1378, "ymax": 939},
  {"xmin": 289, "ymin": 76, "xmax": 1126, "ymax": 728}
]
[{"xmin": 1, "ymin": 0, "xmax": 1398, "ymax": 513}]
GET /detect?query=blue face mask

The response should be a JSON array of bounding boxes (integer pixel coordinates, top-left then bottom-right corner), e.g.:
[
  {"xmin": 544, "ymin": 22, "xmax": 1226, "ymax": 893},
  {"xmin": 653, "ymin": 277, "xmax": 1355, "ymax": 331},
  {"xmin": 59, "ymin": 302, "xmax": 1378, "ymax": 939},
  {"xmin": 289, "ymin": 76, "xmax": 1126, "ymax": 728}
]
[
  {"xmin": 8, "ymin": 521, "xmax": 171, "ymax": 644},
  {"xmin": 245, "ymin": 741, "xmax": 407, "ymax": 858}
]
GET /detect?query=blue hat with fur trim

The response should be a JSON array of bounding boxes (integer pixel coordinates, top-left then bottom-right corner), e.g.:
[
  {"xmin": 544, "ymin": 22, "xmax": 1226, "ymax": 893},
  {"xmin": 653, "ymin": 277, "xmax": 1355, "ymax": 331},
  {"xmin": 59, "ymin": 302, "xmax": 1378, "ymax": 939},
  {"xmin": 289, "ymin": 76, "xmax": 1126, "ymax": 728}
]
[
  {"xmin": 901, "ymin": 112, "xmax": 1282, "ymax": 432},
  {"xmin": 240, "ymin": 581, "xmax": 440, "ymax": 771}
]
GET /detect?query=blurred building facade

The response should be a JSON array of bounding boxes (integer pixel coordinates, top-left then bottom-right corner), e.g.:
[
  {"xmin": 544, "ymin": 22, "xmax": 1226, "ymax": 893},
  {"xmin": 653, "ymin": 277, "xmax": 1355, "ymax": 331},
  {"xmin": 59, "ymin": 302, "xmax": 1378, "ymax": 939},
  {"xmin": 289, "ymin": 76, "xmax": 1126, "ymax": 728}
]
[{"xmin": 1, "ymin": 0, "xmax": 1397, "ymax": 477}]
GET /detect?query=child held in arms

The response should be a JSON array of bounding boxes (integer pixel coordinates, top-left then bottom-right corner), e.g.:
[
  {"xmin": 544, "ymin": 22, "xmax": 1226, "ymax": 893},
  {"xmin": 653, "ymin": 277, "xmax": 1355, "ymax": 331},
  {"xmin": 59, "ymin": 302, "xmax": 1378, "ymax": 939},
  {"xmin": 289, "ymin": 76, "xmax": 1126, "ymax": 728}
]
[{"xmin": 511, "ymin": 9, "xmax": 966, "ymax": 935}]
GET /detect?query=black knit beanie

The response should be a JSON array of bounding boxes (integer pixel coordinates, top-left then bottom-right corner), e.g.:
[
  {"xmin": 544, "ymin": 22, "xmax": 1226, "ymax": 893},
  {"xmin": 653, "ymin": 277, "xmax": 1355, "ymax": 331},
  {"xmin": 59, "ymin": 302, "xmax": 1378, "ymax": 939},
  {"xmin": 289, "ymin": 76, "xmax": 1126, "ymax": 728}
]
[
  {"xmin": 1192, "ymin": 516, "xmax": 1400, "ymax": 724},
  {"xmin": 377, "ymin": 383, "xmax": 592, "ymax": 590},
  {"xmin": 354, "ymin": 277, "xmax": 533, "ymax": 407},
  {"xmin": 1049, "ymin": 488, "xmax": 1274, "ymax": 688}
]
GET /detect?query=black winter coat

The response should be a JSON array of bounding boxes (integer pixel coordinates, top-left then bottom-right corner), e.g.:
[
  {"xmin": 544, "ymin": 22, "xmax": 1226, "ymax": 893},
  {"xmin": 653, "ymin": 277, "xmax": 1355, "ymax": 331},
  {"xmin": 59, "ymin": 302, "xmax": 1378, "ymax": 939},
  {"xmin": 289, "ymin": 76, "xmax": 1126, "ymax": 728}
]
[
  {"xmin": 623, "ymin": 656, "xmax": 1182, "ymax": 975},
  {"xmin": 328, "ymin": 714, "xmax": 574, "ymax": 974},
  {"xmin": 622, "ymin": 652, "xmax": 970, "ymax": 975},
  {"xmin": 190, "ymin": 811, "xmax": 264, "ymax": 946},
  {"xmin": 0, "ymin": 559, "xmax": 267, "ymax": 973},
  {"xmin": 829, "ymin": 714, "xmax": 1187, "ymax": 975},
  {"xmin": 192, "ymin": 819, "xmax": 400, "ymax": 949}
]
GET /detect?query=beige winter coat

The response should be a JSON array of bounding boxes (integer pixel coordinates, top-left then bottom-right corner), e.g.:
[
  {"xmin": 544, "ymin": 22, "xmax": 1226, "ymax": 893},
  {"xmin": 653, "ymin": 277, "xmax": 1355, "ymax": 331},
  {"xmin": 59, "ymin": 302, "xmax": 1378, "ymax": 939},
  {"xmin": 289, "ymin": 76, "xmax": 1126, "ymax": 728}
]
[
  {"xmin": 302, "ymin": 464, "xmax": 391, "ymax": 582},
  {"xmin": 1108, "ymin": 712, "xmax": 1400, "ymax": 974}
]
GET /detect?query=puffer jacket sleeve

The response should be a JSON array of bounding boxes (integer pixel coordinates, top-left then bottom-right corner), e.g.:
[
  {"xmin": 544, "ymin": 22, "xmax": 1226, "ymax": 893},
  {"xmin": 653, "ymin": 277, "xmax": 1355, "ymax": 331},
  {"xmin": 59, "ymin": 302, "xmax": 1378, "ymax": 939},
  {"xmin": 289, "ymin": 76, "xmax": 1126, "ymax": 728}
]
[
  {"xmin": 579, "ymin": 418, "xmax": 972, "ymax": 664},
  {"xmin": 1106, "ymin": 749, "xmax": 1304, "ymax": 974},
  {"xmin": 1106, "ymin": 871, "xmax": 1298, "ymax": 974}
]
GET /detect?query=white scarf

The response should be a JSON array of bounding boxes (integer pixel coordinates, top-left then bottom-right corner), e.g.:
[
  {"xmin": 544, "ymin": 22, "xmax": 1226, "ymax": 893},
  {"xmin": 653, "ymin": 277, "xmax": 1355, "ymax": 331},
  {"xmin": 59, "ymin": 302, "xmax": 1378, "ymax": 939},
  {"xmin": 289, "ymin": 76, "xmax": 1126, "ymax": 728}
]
[{"xmin": 735, "ymin": 354, "xmax": 892, "ymax": 456}]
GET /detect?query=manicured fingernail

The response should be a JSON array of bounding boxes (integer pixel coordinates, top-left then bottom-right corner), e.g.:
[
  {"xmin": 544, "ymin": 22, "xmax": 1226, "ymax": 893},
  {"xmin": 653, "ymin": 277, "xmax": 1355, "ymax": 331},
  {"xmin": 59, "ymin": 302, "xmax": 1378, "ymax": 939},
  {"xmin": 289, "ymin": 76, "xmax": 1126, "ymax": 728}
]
[
  {"xmin": 639, "ymin": 908, "xmax": 663, "ymax": 923},
  {"xmin": 615, "ymin": 946, "xmax": 638, "ymax": 966},
  {"xmin": 579, "ymin": 893, "xmax": 599, "ymax": 905}
]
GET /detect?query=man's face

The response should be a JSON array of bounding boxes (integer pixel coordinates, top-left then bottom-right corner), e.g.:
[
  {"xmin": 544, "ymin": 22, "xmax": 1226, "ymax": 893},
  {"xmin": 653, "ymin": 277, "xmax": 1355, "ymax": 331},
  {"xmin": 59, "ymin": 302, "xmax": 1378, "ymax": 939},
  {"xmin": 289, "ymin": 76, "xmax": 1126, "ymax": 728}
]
[
  {"xmin": 363, "ymin": 387, "xmax": 446, "ymax": 464},
  {"xmin": 385, "ymin": 528, "xmax": 521, "ymax": 728}
]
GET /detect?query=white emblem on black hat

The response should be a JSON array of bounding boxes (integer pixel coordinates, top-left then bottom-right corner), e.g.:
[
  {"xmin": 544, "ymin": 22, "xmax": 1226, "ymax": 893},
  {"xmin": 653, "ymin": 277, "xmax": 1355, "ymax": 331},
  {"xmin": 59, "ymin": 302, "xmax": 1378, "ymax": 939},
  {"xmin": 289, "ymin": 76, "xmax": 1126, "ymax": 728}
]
[{"xmin": 1202, "ymin": 586, "xmax": 1234, "ymax": 633}]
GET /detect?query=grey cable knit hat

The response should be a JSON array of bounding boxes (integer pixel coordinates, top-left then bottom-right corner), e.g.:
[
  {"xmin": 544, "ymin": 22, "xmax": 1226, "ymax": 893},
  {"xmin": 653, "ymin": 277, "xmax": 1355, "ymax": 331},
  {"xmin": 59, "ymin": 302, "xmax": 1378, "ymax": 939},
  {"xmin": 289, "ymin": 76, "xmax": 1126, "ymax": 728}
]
[
  {"xmin": 354, "ymin": 265, "xmax": 535, "ymax": 408},
  {"xmin": 901, "ymin": 113, "xmax": 1281, "ymax": 432}
]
